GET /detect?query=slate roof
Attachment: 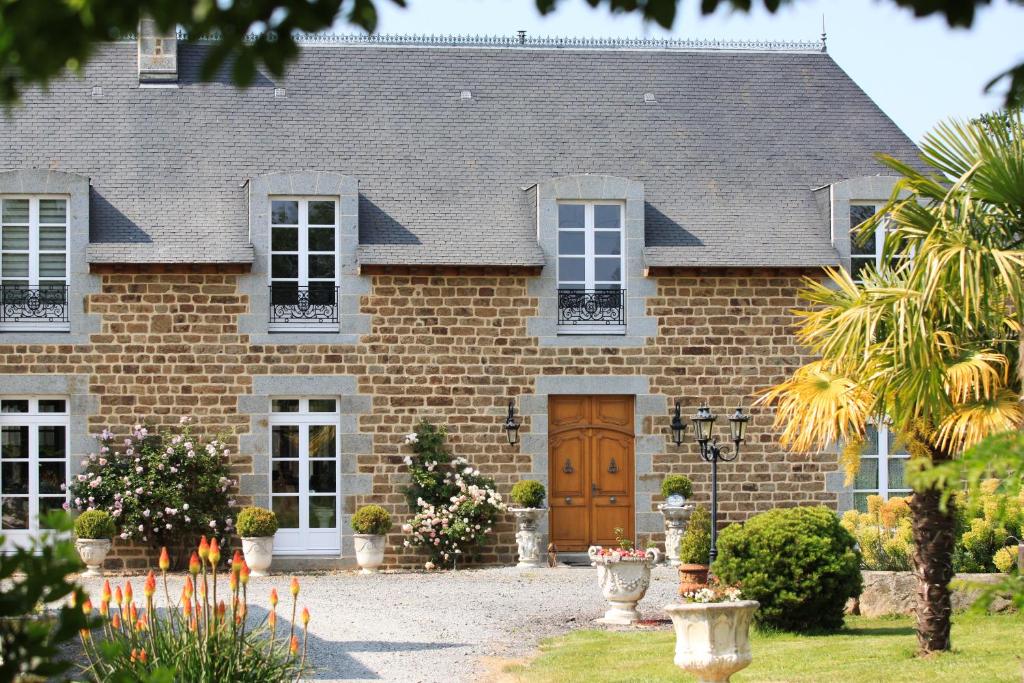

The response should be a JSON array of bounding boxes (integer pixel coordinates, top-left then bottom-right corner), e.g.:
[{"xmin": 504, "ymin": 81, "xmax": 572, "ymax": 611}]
[{"xmin": 0, "ymin": 37, "xmax": 920, "ymax": 267}]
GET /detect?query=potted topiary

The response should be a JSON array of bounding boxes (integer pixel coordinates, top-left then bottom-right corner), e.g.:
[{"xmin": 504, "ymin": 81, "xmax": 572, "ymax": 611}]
[
  {"xmin": 589, "ymin": 528, "xmax": 661, "ymax": 625},
  {"xmin": 678, "ymin": 505, "xmax": 712, "ymax": 594},
  {"xmin": 351, "ymin": 504, "xmax": 391, "ymax": 574},
  {"xmin": 74, "ymin": 510, "xmax": 116, "ymax": 576},
  {"xmin": 508, "ymin": 479, "xmax": 546, "ymax": 569},
  {"xmin": 236, "ymin": 506, "xmax": 278, "ymax": 576},
  {"xmin": 658, "ymin": 474, "xmax": 694, "ymax": 567}
]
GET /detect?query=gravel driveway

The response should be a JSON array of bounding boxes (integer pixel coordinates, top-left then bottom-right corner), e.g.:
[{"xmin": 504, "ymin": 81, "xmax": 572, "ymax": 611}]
[{"xmin": 80, "ymin": 564, "xmax": 680, "ymax": 682}]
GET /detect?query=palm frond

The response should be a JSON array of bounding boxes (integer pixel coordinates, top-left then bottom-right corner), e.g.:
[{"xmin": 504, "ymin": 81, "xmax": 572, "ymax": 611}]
[
  {"xmin": 935, "ymin": 388, "xmax": 1024, "ymax": 452},
  {"xmin": 943, "ymin": 348, "xmax": 1008, "ymax": 403}
]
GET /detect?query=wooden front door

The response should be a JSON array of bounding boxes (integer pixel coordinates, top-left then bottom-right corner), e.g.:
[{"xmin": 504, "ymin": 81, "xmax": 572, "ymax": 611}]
[{"xmin": 548, "ymin": 395, "xmax": 635, "ymax": 551}]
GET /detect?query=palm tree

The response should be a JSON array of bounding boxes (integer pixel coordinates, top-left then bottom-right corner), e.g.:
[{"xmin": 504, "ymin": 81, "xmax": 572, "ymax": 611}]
[{"xmin": 759, "ymin": 111, "xmax": 1024, "ymax": 654}]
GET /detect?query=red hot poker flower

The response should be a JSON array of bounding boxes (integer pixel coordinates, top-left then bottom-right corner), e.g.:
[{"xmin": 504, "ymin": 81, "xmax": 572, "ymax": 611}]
[{"xmin": 159, "ymin": 547, "xmax": 170, "ymax": 571}]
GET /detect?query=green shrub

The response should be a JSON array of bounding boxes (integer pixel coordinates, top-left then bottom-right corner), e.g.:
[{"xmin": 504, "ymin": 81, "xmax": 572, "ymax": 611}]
[
  {"xmin": 351, "ymin": 505, "xmax": 392, "ymax": 535},
  {"xmin": 714, "ymin": 506, "xmax": 863, "ymax": 632},
  {"xmin": 953, "ymin": 478, "xmax": 1023, "ymax": 572},
  {"xmin": 510, "ymin": 480, "xmax": 546, "ymax": 508},
  {"xmin": 661, "ymin": 474, "xmax": 693, "ymax": 500},
  {"xmin": 74, "ymin": 510, "xmax": 116, "ymax": 539},
  {"xmin": 678, "ymin": 506, "xmax": 711, "ymax": 565},
  {"xmin": 236, "ymin": 506, "xmax": 278, "ymax": 538}
]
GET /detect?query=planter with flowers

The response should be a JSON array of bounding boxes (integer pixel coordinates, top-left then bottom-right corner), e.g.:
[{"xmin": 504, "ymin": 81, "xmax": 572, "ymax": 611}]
[
  {"xmin": 74, "ymin": 510, "xmax": 116, "ymax": 576},
  {"xmin": 678, "ymin": 505, "xmax": 712, "ymax": 594},
  {"xmin": 237, "ymin": 506, "xmax": 278, "ymax": 576},
  {"xmin": 508, "ymin": 479, "xmax": 546, "ymax": 569},
  {"xmin": 588, "ymin": 530, "xmax": 661, "ymax": 625},
  {"xmin": 658, "ymin": 474, "xmax": 694, "ymax": 567},
  {"xmin": 351, "ymin": 504, "xmax": 392, "ymax": 574},
  {"xmin": 664, "ymin": 579, "xmax": 759, "ymax": 683}
]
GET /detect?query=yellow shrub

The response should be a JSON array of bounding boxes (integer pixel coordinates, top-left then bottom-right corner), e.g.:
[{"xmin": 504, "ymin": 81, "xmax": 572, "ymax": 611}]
[{"xmin": 841, "ymin": 495, "xmax": 913, "ymax": 571}]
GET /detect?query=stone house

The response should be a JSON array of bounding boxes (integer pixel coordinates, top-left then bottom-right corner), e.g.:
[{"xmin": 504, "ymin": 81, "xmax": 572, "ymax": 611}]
[{"xmin": 0, "ymin": 26, "xmax": 920, "ymax": 568}]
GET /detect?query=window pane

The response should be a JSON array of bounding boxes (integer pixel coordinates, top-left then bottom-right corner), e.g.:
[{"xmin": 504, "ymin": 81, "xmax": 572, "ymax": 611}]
[
  {"xmin": 38, "ymin": 399, "xmax": 66, "ymax": 413},
  {"xmin": 851, "ymin": 230, "xmax": 877, "ymax": 257},
  {"xmin": 888, "ymin": 429, "xmax": 908, "ymax": 455},
  {"xmin": 308, "ymin": 283, "xmax": 336, "ymax": 305},
  {"xmin": 851, "ymin": 258, "xmax": 874, "ymax": 282},
  {"xmin": 595, "ymin": 232, "xmax": 621, "ymax": 256},
  {"xmin": 1, "ymin": 199, "xmax": 29, "ymax": 223},
  {"xmin": 558, "ymin": 231, "xmax": 584, "ymax": 256},
  {"xmin": 272, "ymin": 399, "xmax": 299, "ymax": 413},
  {"xmin": 862, "ymin": 425, "xmax": 879, "ymax": 455},
  {"xmin": 1, "ymin": 252, "xmax": 28, "ymax": 277},
  {"xmin": 38, "ymin": 426, "xmax": 65, "ymax": 459},
  {"xmin": 558, "ymin": 204, "xmax": 584, "ymax": 229},
  {"xmin": 308, "ymin": 496, "xmax": 337, "ymax": 529},
  {"xmin": 38, "ymin": 225, "xmax": 66, "ymax": 251},
  {"xmin": 1, "ymin": 462, "xmax": 29, "ymax": 494},
  {"xmin": 39, "ymin": 253, "xmax": 66, "ymax": 278},
  {"xmin": 594, "ymin": 258, "xmax": 621, "ymax": 282},
  {"xmin": 271, "ymin": 254, "xmax": 298, "ymax": 279},
  {"xmin": 272, "ymin": 496, "xmax": 300, "ymax": 529},
  {"xmin": 850, "ymin": 204, "xmax": 876, "ymax": 229},
  {"xmin": 271, "ymin": 425, "xmax": 299, "ymax": 458},
  {"xmin": 39, "ymin": 462, "xmax": 66, "ymax": 494},
  {"xmin": 308, "ymin": 255, "xmax": 335, "ymax": 279},
  {"xmin": 308, "ymin": 425, "xmax": 336, "ymax": 458},
  {"xmin": 853, "ymin": 492, "xmax": 871, "ymax": 513},
  {"xmin": 0, "ymin": 400, "xmax": 28, "ymax": 414},
  {"xmin": 308, "ymin": 399, "xmax": 336, "ymax": 413},
  {"xmin": 1, "ymin": 498, "xmax": 29, "ymax": 529},
  {"xmin": 558, "ymin": 257, "xmax": 585, "ymax": 282},
  {"xmin": 888, "ymin": 458, "xmax": 907, "ymax": 491},
  {"xmin": 1, "ymin": 426, "xmax": 28, "ymax": 458},
  {"xmin": 308, "ymin": 201, "xmax": 335, "ymax": 226},
  {"xmin": 1, "ymin": 225, "xmax": 28, "ymax": 250},
  {"xmin": 39, "ymin": 498, "xmax": 65, "ymax": 527},
  {"xmin": 271, "ymin": 460, "xmax": 300, "ymax": 493},
  {"xmin": 854, "ymin": 457, "xmax": 878, "ymax": 490},
  {"xmin": 271, "ymin": 227, "xmax": 298, "ymax": 251},
  {"xmin": 594, "ymin": 205, "xmax": 621, "ymax": 229},
  {"xmin": 309, "ymin": 460, "xmax": 337, "ymax": 493},
  {"xmin": 271, "ymin": 200, "xmax": 298, "ymax": 225},
  {"xmin": 308, "ymin": 228, "xmax": 335, "ymax": 252},
  {"xmin": 39, "ymin": 200, "xmax": 67, "ymax": 224}
]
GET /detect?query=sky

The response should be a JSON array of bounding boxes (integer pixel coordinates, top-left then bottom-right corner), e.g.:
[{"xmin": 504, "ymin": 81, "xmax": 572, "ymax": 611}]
[{"xmin": 338, "ymin": 0, "xmax": 1024, "ymax": 143}]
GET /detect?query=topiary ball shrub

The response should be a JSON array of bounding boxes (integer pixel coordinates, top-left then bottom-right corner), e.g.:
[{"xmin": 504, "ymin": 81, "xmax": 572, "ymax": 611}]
[
  {"xmin": 351, "ymin": 505, "xmax": 392, "ymax": 536},
  {"xmin": 510, "ymin": 480, "xmax": 546, "ymax": 509},
  {"xmin": 713, "ymin": 506, "xmax": 863, "ymax": 632},
  {"xmin": 236, "ymin": 506, "xmax": 279, "ymax": 538},
  {"xmin": 74, "ymin": 510, "xmax": 116, "ymax": 539},
  {"xmin": 678, "ymin": 506, "xmax": 712, "ymax": 565},
  {"xmin": 661, "ymin": 474, "xmax": 693, "ymax": 501}
]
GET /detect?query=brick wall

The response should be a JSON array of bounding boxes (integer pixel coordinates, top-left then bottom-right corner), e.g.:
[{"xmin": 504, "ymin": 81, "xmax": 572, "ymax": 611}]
[{"xmin": 0, "ymin": 266, "xmax": 835, "ymax": 569}]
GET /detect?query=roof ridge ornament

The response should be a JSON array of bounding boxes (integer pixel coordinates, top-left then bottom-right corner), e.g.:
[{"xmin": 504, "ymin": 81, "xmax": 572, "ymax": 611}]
[{"xmin": 821, "ymin": 14, "xmax": 828, "ymax": 53}]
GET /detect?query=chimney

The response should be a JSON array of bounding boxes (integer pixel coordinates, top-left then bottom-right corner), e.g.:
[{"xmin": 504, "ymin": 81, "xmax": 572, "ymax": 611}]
[{"xmin": 137, "ymin": 17, "xmax": 177, "ymax": 85}]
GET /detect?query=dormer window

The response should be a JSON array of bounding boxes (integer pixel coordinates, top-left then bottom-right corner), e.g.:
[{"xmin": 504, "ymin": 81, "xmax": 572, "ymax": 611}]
[
  {"xmin": 556, "ymin": 201, "xmax": 625, "ymax": 334},
  {"xmin": 268, "ymin": 198, "xmax": 339, "ymax": 332},
  {"xmin": 849, "ymin": 203, "xmax": 908, "ymax": 283},
  {"xmin": 0, "ymin": 197, "xmax": 69, "ymax": 331}
]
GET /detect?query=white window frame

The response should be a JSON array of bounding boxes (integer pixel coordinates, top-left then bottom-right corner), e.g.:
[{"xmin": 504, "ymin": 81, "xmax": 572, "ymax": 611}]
[
  {"xmin": 556, "ymin": 200, "xmax": 626, "ymax": 335},
  {"xmin": 268, "ymin": 398, "xmax": 341, "ymax": 555},
  {"xmin": 849, "ymin": 202, "xmax": 911, "ymax": 284},
  {"xmin": 0, "ymin": 396, "xmax": 69, "ymax": 551},
  {"xmin": 0, "ymin": 195, "xmax": 70, "ymax": 332},
  {"xmin": 268, "ymin": 196, "xmax": 340, "ymax": 333},
  {"xmin": 853, "ymin": 420, "xmax": 911, "ymax": 511}
]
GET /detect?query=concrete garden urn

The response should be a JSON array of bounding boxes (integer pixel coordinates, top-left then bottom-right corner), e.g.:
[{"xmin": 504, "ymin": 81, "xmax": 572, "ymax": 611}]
[
  {"xmin": 75, "ymin": 538, "xmax": 112, "ymax": 577},
  {"xmin": 353, "ymin": 533, "xmax": 386, "ymax": 574},
  {"xmin": 241, "ymin": 536, "xmax": 274, "ymax": 576},
  {"xmin": 509, "ymin": 507, "xmax": 545, "ymax": 568},
  {"xmin": 663, "ymin": 600, "xmax": 759, "ymax": 683},
  {"xmin": 658, "ymin": 502, "xmax": 694, "ymax": 567},
  {"xmin": 588, "ymin": 545, "xmax": 661, "ymax": 625}
]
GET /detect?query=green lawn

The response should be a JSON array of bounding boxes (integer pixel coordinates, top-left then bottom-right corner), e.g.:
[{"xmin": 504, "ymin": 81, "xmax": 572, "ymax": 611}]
[{"xmin": 503, "ymin": 613, "xmax": 1024, "ymax": 683}]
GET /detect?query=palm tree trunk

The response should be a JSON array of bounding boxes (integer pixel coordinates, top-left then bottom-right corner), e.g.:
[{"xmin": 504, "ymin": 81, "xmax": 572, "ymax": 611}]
[{"xmin": 908, "ymin": 476, "xmax": 956, "ymax": 654}]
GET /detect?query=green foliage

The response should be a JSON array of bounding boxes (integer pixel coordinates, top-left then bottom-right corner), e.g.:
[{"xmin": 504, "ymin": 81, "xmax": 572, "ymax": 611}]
[
  {"xmin": 75, "ymin": 509, "xmax": 117, "ymax": 539},
  {"xmin": 236, "ymin": 506, "xmax": 279, "ymax": 538},
  {"xmin": 351, "ymin": 505, "xmax": 392, "ymax": 535},
  {"xmin": 0, "ymin": 511, "xmax": 93, "ymax": 682},
  {"xmin": 952, "ymin": 479, "xmax": 1023, "ymax": 572},
  {"xmin": 510, "ymin": 480, "xmax": 546, "ymax": 508},
  {"xmin": 993, "ymin": 546, "xmax": 1018, "ymax": 573},
  {"xmin": 69, "ymin": 421, "xmax": 236, "ymax": 551},
  {"xmin": 840, "ymin": 496, "xmax": 914, "ymax": 571},
  {"xmin": 714, "ymin": 506, "xmax": 863, "ymax": 632},
  {"xmin": 660, "ymin": 474, "xmax": 693, "ymax": 500},
  {"xmin": 678, "ymin": 506, "xmax": 711, "ymax": 565}
]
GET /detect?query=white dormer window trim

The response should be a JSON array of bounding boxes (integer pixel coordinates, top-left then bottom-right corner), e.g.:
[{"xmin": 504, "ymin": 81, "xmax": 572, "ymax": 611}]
[{"xmin": 556, "ymin": 200, "xmax": 626, "ymax": 335}]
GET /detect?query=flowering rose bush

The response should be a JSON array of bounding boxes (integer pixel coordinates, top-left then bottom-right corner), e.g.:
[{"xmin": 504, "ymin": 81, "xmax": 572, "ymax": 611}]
[
  {"xmin": 68, "ymin": 418, "xmax": 236, "ymax": 554},
  {"xmin": 400, "ymin": 421, "xmax": 505, "ymax": 569}
]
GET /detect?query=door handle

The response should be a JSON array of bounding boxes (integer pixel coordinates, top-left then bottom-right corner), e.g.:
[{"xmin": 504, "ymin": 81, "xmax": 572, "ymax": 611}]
[{"xmin": 591, "ymin": 482, "xmax": 598, "ymax": 495}]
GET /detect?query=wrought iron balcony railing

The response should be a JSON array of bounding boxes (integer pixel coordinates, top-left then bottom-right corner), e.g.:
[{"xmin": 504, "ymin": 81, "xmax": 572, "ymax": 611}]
[
  {"xmin": 0, "ymin": 285, "xmax": 70, "ymax": 325},
  {"xmin": 269, "ymin": 284, "xmax": 339, "ymax": 326},
  {"xmin": 557, "ymin": 288, "xmax": 626, "ymax": 326}
]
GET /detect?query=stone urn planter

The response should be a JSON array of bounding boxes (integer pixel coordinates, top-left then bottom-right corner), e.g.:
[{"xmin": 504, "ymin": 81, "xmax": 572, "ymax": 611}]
[
  {"xmin": 241, "ymin": 536, "xmax": 274, "ymax": 576},
  {"xmin": 658, "ymin": 502, "xmax": 694, "ymax": 567},
  {"xmin": 509, "ymin": 507, "xmax": 545, "ymax": 568},
  {"xmin": 353, "ymin": 534, "xmax": 386, "ymax": 574},
  {"xmin": 678, "ymin": 563, "xmax": 710, "ymax": 595},
  {"xmin": 75, "ymin": 538, "xmax": 112, "ymax": 577},
  {"xmin": 664, "ymin": 600, "xmax": 760, "ymax": 683},
  {"xmin": 588, "ymin": 545, "xmax": 661, "ymax": 625}
]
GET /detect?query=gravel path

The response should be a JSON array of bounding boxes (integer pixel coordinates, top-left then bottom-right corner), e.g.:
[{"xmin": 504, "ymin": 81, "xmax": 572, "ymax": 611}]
[{"xmin": 80, "ymin": 564, "xmax": 680, "ymax": 682}]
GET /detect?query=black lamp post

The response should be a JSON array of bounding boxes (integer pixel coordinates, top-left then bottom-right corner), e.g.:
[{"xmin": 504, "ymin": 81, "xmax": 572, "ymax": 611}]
[
  {"xmin": 689, "ymin": 405, "xmax": 749, "ymax": 563},
  {"xmin": 504, "ymin": 400, "xmax": 522, "ymax": 445}
]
